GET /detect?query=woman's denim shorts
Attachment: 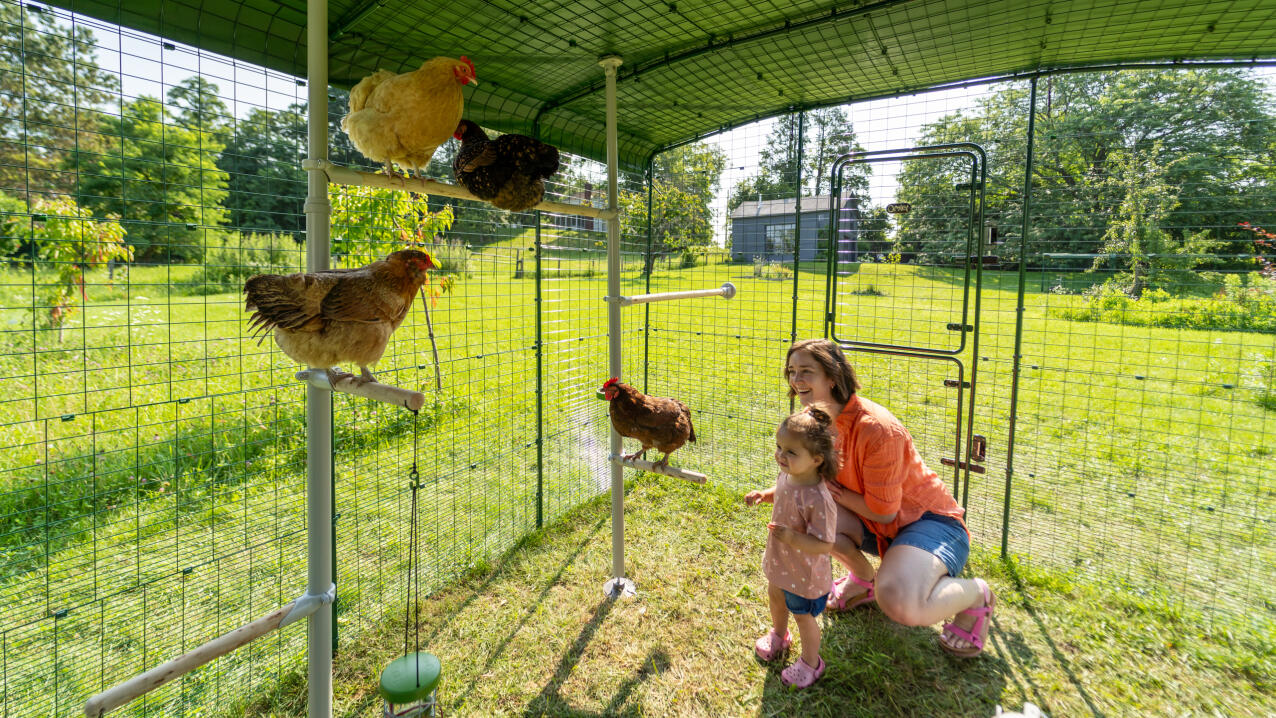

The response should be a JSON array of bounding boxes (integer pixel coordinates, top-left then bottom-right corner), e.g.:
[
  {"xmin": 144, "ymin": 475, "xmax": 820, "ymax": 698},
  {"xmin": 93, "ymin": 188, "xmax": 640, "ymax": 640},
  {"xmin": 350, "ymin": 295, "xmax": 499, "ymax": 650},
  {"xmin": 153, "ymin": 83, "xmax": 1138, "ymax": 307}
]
[{"xmin": 859, "ymin": 511, "xmax": 970, "ymax": 577}]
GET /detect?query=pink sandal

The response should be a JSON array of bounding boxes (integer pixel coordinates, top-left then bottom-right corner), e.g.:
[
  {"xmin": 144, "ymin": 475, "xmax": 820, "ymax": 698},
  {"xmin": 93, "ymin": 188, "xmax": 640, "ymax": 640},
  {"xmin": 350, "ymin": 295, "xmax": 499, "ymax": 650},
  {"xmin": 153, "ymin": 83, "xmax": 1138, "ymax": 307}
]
[
  {"xmin": 780, "ymin": 655, "xmax": 826, "ymax": 688},
  {"xmin": 940, "ymin": 578, "xmax": 995, "ymax": 658},
  {"xmin": 754, "ymin": 630, "xmax": 791, "ymax": 662},
  {"xmin": 828, "ymin": 573, "xmax": 875, "ymax": 612}
]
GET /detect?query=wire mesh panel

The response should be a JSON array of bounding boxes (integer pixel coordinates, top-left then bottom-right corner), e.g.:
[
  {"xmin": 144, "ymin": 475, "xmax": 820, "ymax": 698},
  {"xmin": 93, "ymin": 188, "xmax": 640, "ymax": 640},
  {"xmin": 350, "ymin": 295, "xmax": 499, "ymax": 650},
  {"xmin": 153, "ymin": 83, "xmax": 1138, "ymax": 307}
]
[
  {"xmin": 0, "ymin": 4, "xmax": 310, "ymax": 714},
  {"xmin": 1002, "ymin": 69, "xmax": 1276, "ymax": 631}
]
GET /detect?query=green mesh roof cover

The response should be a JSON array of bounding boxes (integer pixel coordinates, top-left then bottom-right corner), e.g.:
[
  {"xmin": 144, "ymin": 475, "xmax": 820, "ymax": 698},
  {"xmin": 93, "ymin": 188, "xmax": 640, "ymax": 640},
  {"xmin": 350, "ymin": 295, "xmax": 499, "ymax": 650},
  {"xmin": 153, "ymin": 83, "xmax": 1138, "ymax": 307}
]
[{"xmin": 45, "ymin": 0, "xmax": 1276, "ymax": 169}]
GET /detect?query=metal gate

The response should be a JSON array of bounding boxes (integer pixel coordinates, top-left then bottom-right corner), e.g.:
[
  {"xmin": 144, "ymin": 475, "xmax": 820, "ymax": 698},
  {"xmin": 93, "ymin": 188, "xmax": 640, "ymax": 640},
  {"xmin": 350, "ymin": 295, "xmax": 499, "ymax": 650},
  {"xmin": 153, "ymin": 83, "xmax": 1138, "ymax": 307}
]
[{"xmin": 824, "ymin": 144, "xmax": 987, "ymax": 505}]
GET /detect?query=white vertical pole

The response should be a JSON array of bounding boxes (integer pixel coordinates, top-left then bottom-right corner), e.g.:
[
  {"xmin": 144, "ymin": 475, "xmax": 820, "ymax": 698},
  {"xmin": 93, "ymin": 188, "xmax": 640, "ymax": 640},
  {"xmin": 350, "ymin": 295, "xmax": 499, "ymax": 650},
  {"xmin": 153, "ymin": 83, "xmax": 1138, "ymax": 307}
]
[
  {"xmin": 598, "ymin": 55, "xmax": 633, "ymax": 599},
  {"xmin": 305, "ymin": 0, "xmax": 334, "ymax": 713}
]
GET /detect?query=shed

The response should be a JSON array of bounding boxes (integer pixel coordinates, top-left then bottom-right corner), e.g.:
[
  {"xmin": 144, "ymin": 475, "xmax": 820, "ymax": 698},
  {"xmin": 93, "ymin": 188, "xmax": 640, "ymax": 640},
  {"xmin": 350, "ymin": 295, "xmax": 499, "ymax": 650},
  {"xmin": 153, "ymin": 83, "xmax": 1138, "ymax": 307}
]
[{"xmin": 729, "ymin": 195, "xmax": 859, "ymax": 263}]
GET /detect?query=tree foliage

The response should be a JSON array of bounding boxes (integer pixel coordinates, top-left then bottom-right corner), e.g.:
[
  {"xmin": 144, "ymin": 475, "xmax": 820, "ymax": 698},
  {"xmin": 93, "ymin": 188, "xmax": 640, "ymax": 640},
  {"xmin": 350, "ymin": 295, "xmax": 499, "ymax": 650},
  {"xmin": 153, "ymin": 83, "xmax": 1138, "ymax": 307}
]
[
  {"xmin": 1090, "ymin": 145, "xmax": 1219, "ymax": 297},
  {"xmin": 727, "ymin": 108, "xmax": 869, "ymax": 212},
  {"xmin": 895, "ymin": 69, "xmax": 1276, "ymax": 270},
  {"xmin": 329, "ymin": 183, "xmax": 453, "ymax": 264},
  {"xmin": 0, "ymin": 5, "xmax": 117, "ymax": 199},
  {"xmin": 29, "ymin": 195, "xmax": 131, "ymax": 330},
  {"xmin": 619, "ymin": 142, "xmax": 725, "ymax": 267},
  {"xmin": 73, "ymin": 83, "xmax": 231, "ymax": 262},
  {"xmin": 219, "ymin": 105, "xmax": 307, "ymax": 233}
]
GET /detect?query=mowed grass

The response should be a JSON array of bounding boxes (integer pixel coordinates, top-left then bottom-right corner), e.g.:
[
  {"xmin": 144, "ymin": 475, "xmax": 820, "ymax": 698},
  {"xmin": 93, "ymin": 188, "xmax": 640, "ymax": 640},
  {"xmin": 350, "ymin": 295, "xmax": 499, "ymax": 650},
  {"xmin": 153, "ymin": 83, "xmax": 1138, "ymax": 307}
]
[
  {"xmin": 245, "ymin": 476, "xmax": 1273, "ymax": 717},
  {"xmin": 0, "ymin": 255, "xmax": 1272, "ymax": 716}
]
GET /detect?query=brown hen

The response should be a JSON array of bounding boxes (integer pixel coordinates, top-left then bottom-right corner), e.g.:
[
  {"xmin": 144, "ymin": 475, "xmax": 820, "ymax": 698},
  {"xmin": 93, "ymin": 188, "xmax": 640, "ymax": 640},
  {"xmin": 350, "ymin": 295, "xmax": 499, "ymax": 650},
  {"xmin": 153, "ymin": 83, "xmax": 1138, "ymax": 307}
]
[
  {"xmin": 601, "ymin": 378, "xmax": 696, "ymax": 469},
  {"xmin": 244, "ymin": 249, "xmax": 436, "ymax": 385}
]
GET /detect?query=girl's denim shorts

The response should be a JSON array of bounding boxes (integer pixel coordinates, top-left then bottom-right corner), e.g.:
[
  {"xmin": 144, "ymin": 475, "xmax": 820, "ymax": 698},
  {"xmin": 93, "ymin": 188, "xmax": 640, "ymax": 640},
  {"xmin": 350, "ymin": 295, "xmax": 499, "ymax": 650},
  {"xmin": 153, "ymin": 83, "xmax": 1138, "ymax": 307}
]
[{"xmin": 859, "ymin": 511, "xmax": 970, "ymax": 577}]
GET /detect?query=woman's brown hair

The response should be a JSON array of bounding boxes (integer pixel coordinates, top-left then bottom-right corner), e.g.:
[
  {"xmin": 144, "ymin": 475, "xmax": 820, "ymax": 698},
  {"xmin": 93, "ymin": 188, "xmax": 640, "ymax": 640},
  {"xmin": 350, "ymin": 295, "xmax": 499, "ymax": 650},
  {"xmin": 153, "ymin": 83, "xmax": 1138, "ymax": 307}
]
[
  {"xmin": 785, "ymin": 338, "xmax": 860, "ymax": 407},
  {"xmin": 779, "ymin": 405, "xmax": 839, "ymax": 482}
]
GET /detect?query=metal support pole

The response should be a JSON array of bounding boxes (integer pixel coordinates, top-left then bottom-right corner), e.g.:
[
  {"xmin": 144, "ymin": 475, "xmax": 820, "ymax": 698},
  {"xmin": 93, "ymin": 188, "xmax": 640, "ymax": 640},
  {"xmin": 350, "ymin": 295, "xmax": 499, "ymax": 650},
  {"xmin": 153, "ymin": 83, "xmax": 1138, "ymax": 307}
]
[
  {"xmin": 598, "ymin": 55, "xmax": 634, "ymax": 599},
  {"xmin": 1003, "ymin": 76, "xmax": 1037, "ymax": 558},
  {"xmin": 789, "ymin": 111, "xmax": 804, "ymax": 350},
  {"xmin": 304, "ymin": 0, "xmax": 334, "ymax": 712}
]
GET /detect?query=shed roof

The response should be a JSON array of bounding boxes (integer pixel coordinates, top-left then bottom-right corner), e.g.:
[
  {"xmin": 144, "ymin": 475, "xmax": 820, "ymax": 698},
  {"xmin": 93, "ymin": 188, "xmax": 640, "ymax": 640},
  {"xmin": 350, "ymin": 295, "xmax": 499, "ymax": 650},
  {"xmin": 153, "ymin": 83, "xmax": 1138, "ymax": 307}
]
[{"xmin": 43, "ymin": 0, "xmax": 1276, "ymax": 171}]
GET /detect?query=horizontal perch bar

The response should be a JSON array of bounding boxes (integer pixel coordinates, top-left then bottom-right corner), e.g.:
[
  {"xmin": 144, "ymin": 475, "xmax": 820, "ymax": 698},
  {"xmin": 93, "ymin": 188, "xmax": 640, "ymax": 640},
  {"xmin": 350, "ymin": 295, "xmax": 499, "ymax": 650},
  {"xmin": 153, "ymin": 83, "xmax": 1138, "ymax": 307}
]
[
  {"xmin": 84, "ymin": 584, "xmax": 335, "ymax": 716},
  {"xmin": 303, "ymin": 159, "xmax": 617, "ymax": 220},
  {"xmin": 611, "ymin": 455, "xmax": 707, "ymax": 484},
  {"xmin": 608, "ymin": 282, "xmax": 737, "ymax": 307},
  {"xmin": 297, "ymin": 370, "xmax": 425, "ymax": 411}
]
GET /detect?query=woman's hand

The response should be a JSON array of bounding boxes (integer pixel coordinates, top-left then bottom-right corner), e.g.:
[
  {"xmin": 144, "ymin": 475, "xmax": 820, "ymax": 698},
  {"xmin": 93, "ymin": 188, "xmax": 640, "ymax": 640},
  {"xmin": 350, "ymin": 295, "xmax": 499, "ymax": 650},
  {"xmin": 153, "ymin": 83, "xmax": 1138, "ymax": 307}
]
[
  {"xmin": 824, "ymin": 478, "xmax": 849, "ymax": 504},
  {"xmin": 745, "ymin": 486, "xmax": 776, "ymax": 506}
]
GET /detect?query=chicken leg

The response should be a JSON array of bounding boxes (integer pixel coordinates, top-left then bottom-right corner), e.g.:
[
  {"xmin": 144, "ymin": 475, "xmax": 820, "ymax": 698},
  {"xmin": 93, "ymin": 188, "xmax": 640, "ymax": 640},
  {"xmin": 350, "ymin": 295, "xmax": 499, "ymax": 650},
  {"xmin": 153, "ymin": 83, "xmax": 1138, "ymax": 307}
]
[{"xmin": 622, "ymin": 448, "xmax": 648, "ymax": 462}]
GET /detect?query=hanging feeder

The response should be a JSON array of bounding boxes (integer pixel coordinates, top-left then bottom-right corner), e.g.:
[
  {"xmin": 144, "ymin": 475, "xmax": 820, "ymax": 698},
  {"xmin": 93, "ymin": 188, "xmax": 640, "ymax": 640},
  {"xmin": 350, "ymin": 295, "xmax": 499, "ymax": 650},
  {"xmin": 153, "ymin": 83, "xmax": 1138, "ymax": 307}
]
[
  {"xmin": 379, "ymin": 650, "xmax": 441, "ymax": 717},
  {"xmin": 379, "ymin": 410, "xmax": 441, "ymax": 717}
]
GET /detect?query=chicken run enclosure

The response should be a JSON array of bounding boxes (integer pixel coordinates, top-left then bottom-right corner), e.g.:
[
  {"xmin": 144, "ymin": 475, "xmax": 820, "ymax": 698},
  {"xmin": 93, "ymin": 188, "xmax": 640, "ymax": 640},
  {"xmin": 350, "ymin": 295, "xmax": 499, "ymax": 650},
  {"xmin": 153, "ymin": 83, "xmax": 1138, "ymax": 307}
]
[{"xmin": 0, "ymin": 0, "xmax": 1274, "ymax": 715}]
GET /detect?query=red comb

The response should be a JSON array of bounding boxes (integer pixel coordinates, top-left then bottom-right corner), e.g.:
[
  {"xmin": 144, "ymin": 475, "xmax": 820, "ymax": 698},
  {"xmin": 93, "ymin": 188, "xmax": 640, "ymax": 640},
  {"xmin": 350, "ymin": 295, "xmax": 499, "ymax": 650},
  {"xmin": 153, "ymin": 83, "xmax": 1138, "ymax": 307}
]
[
  {"xmin": 460, "ymin": 55, "xmax": 476, "ymax": 78},
  {"xmin": 603, "ymin": 377, "xmax": 619, "ymax": 388}
]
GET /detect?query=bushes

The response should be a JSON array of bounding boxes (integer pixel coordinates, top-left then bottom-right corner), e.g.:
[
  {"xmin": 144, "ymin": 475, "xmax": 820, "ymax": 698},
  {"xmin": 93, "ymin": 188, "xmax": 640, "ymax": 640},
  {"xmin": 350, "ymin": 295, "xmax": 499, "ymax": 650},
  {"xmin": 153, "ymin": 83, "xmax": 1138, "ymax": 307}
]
[
  {"xmin": 178, "ymin": 231, "xmax": 303, "ymax": 294},
  {"xmin": 1053, "ymin": 274, "xmax": 1276, "ymax": 333}
]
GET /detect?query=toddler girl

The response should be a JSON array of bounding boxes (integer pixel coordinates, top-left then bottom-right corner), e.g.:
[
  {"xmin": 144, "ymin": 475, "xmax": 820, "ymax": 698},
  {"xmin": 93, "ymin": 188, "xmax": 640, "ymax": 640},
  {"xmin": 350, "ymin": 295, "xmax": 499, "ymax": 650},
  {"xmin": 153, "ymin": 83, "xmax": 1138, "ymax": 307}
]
[{"xmin": 744, "ymin": 406, "xmax": 838, "ymax": 688}]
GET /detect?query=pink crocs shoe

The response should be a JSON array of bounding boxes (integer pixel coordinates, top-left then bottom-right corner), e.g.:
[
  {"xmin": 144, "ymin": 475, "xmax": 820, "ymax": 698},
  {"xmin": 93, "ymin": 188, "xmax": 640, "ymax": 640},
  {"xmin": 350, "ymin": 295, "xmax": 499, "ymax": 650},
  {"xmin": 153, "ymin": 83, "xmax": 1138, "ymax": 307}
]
[
  {"xmin": 753, "ymin": 630, "xmax": 791, "ymax": 661},
  {"xmin": 781, "ymin": 655, "xmax": 826, "ymax": 688}
]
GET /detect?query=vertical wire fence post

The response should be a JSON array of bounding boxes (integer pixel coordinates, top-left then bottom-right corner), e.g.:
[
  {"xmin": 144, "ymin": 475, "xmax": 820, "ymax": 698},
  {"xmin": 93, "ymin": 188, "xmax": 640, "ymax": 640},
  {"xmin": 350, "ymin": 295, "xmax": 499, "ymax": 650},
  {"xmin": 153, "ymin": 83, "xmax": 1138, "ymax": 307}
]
[
  {"xmin": 304, "ymin": 0, "xmax": 334, "ymax": 712},
  {"xmin": 535, "ymin": 210, "xmax": 544, "ymax": 529},
  {"xmin": 789, "ymin": 111, "xmax": 804, "ymax": 350},
  {"xmin": 599, "ymin": 55, "xmax": 634, "ymax": 599},
  {"xmin": 1002, "ymin": 76, "xmax": 1037, "ymax": 558},
  {"xmin": 642, "ymin": 157, "xmax": 654, "ymax": 391}
]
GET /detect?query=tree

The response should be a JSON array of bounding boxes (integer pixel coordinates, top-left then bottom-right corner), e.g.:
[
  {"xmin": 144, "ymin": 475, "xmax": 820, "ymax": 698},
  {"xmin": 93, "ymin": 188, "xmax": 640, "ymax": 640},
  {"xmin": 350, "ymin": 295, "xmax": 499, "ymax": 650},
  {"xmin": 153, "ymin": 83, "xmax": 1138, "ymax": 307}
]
[
  {"xmin": 73, "ymin": 83, "xmax": 231, "ymax": 262},
  {"xmin": 727, "ymin": 108, "xmax": 870, "ymax": 212},
  {"xmin": 29, "ymin": 195, "xmax": 131, "ymax": 335},
  {"xmin": 0, "ymin": 5, "xmax": 117, "ymax": 200},
  {"xmin": 219, "ymin": 105, "xmax": 307, "ymax": 233},
  {"xmin": 895, "ymin": 69, "xmax": 1276, "ymax": 270},
  {"xmin": 1090, "ymin": 145, "xmax": 1218, "ymax": 297},
  {"xmin": 619, "ymin": 142, "xmax": 725, "ymax": 270}
]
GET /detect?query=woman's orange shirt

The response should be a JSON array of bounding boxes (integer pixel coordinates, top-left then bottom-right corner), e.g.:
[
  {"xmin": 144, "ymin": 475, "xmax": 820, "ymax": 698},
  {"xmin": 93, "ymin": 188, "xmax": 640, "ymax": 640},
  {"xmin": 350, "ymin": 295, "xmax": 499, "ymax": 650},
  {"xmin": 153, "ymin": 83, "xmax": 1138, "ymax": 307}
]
[{"xmin": 834, "ymin": 395, "xmax": 966, "ymax": 548}]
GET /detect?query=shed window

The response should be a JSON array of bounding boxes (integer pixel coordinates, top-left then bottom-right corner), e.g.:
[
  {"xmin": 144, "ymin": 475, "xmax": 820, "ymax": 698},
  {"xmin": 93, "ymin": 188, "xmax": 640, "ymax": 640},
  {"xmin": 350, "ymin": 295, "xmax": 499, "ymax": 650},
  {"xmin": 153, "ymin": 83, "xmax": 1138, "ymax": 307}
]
[{"xmin": 765, "ymin": 223, "xmax": 795, "ymax": 254}]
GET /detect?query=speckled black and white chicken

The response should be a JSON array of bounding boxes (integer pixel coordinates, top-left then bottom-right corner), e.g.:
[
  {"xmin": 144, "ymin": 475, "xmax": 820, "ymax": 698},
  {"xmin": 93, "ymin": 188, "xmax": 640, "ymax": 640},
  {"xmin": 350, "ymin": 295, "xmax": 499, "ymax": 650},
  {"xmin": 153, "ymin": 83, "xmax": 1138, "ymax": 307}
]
[{"xmin": 451, "ymin": 120, "xmax": 560, "ymax": 211}]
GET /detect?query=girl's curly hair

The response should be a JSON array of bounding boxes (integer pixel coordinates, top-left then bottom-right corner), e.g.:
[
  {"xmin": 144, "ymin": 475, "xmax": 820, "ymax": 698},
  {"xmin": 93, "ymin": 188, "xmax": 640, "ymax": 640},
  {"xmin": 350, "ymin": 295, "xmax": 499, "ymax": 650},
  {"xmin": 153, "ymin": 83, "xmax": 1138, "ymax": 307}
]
[{"xmin": 779, "ymin": 404, "xmax": 839, "ymax": 482}]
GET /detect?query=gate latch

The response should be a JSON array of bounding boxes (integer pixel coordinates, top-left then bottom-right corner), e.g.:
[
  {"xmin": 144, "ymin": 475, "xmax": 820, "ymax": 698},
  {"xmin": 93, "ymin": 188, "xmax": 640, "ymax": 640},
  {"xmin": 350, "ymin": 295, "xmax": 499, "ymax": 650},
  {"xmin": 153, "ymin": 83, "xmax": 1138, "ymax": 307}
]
[{"xmin": 971, "ymin": 434, "xmax": 987, "ymax": 461}]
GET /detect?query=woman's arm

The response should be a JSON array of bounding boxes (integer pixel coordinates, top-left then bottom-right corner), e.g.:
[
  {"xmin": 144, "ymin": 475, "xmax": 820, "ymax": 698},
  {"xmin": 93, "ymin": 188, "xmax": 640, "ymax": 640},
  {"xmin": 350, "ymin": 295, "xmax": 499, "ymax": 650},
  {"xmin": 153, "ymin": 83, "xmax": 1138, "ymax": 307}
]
[
  {"xmin": 825, "ymin": 480, "xmax": 897, "ymax": 524},
  {"xmin": 768, "ymin": 523, "xmax": 833, "ymax": 554}
]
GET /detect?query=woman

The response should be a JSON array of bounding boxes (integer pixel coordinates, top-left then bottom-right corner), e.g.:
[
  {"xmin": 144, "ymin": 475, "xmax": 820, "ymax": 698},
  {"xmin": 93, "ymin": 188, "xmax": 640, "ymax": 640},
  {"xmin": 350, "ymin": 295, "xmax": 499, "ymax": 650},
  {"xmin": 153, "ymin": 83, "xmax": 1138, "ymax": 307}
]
[{"xmin": 753, "ymin": 338, "xmax": 994, "ymax": 657}]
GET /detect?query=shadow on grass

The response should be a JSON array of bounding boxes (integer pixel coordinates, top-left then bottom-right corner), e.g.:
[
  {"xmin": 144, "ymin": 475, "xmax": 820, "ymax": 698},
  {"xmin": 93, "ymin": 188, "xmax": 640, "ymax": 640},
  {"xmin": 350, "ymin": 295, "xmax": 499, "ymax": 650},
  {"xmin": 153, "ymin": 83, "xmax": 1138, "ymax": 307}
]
[
  {"xmin": 519, "ymin": 600, "xmax": 669, "ymax": 718},
  {"xmin": 999, "ymin": 558, "xmax": 1106, "ymax": 718},
  {"xmin": 441, "ymin": 514, "xmax": 609, "ymax": 712},
  {"xmin": 756, "ymin": 606, "xmax": 1011, "ymax": 717}
]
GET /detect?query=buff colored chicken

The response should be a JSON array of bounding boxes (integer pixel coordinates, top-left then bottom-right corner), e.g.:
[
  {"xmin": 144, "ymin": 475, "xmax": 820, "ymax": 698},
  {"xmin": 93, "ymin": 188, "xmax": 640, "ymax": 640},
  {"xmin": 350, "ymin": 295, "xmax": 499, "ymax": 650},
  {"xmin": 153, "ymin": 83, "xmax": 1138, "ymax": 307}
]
[
  {"xmin": 341, "ymin": 56, "xmax": 478, "ymax": 177},
  {"xmin": 244, "ymin": 249, "xmax": 436, "ymax": 385}
]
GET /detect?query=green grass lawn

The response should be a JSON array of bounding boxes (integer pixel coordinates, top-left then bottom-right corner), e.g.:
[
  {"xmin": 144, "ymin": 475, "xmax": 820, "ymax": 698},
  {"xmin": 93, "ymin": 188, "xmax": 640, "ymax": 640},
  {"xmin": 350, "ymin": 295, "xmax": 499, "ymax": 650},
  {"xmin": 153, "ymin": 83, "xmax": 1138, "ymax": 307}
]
[
  {"xmin": 244, "ymin": 476, "xmax": 1273, "ymax": 717},
  {"xmin": 0, "ymin": 258, "xmax": 1271, "ymax": 716}
]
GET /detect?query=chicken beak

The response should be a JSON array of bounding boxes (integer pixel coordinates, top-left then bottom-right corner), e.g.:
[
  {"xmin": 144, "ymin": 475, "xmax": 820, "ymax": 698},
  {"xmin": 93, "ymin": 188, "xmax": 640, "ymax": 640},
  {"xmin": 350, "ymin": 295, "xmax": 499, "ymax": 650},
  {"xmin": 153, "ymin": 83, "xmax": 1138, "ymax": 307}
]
[{"xmin": 468, "ymin": 78, "xmax": 479, "ymax": 87}]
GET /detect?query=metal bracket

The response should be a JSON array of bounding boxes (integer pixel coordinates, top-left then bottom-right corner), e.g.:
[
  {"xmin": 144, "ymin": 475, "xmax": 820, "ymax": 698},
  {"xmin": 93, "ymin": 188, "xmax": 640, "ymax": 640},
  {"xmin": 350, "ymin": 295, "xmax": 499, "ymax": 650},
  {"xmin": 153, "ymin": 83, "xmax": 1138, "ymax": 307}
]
[{"xmin": 280, "ymin": 582, "xmax": 337, "ymax": 629}]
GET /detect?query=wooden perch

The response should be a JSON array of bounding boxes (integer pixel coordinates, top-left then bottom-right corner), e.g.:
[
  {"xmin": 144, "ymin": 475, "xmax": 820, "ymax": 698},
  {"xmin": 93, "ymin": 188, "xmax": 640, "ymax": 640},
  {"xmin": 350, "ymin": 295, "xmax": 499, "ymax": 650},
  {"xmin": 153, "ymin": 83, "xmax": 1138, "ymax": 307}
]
[
  {"xmin": 611, "ymin": 455, "xmax": 707, "ymax": 484},
  {"xmin": 296, "ymin": 370, "xmax": 425, "ymax": 411},
  {"xmin": 303, "ymin": 159, "xmax": 617, "ymax": 220}
]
